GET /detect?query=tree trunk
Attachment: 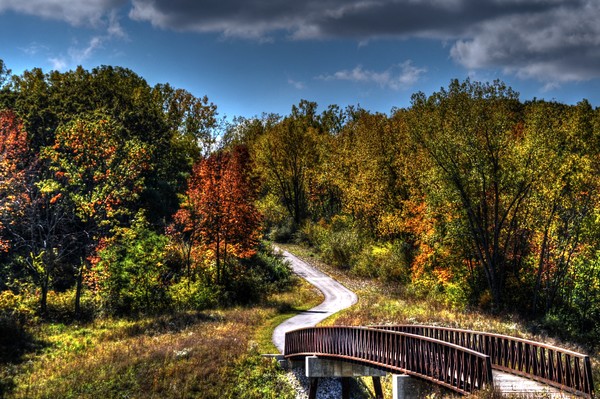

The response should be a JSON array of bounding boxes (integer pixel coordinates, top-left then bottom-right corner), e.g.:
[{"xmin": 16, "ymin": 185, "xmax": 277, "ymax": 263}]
[
  {"xmin": 74, "ymin": 263, "xmax": 84, "ymax": 317},
  {"xmin": 40, "ymin": 276, "xmax": 49, "ymax": 315},
  {"xmin": 215, "ymin": 235, "xmax": 221, "ymax": 285}
]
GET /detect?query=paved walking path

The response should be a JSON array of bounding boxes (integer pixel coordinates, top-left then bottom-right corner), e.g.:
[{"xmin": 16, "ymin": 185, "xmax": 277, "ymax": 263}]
[{"xmin": 272, "ymin": 247, "xmax": 357, "ymax": 354}]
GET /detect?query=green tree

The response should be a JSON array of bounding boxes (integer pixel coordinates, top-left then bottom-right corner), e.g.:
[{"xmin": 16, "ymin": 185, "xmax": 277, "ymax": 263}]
[
  {"xmin": 8, "ymin": 65, "xmax": 216, "ymax": 223},
  {"xmin": 525, "ymin": 100, "xmax": 600, "ymax": 314},
  {"xmin": 334, "ymin": 109, "xmax": 410, "ymax": 237},
  {"xmin": 410, "ymin": 79, "xmax": 533, "ymax": 309},
  {"xmin": 90, "ymin": 212, "xmax": 168, "ymax": 314},
  {"xmin": 253, "ymin": 101, "xmax": 321, "ymax": 226},
  {"xmin": 40, "ymin": 116, "xmax": 151, "ymax": 313},
  {"xmin": 0, "ymin": 110, "xmax": 80, "ymax": 313}
]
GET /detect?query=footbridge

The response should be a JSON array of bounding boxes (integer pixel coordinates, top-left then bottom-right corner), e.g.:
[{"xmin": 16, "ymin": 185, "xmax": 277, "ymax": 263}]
[{"xmin": 285, "ymin": 325, "xmax": 594, "ymax": 398}]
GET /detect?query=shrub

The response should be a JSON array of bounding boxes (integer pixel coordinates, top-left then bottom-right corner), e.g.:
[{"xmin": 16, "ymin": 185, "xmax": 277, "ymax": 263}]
[
  {"xmin": 89, "ymin": 213, "xmax": 170, "ymax": 315},
  {"xmin": 320, "ymin": 228, "xmax": 363, "ymax": 269},
  {"xmin": 354, "ymin": 241, "xmax": 411, "ymax": 282},
  {"xmin": 294, "ymin": 220, "xmax": 328, "ymax": 248},
  {"xmin": 268, "ymin": 217, "xmax": 296, "ymax": 243},
  {"xmin": 225, "ymin": 245, "xmax": 293, "ymax": 305},
  {"xmin": 45, "ymin": 289, "xmax": 96, "ymax": 322},
  {"xmin": 0, "ymin": 285, "xmax": 39, "ymax": 396},
  {"xmin": 168, "ymin": 278, "xmax": 218, "ymax": 311},
  {"xmin": 227, "ymin": 349, "xmax": 296, "ymax": 399},
  {"xmin": 256, "ymin": 193, "xmax": 288, "ymax": 234}
]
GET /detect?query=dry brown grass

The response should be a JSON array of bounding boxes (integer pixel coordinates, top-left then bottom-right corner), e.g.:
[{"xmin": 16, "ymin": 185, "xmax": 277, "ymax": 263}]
[
  {"xmin": 8, "ymin": 309, "xmax": 262, "ymax": 399},
  {"xmin": 2, "ymin": 269, "xmax": 323, "ymax": 399}
]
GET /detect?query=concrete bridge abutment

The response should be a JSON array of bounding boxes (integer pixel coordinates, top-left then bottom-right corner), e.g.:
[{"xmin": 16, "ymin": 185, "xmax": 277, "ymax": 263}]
[
  {"xmin": 305, "ymin": 355, "xmax": 385, "ymax": 399},
  {"xmin": 302, "ymin": 356, "xmax": 434, "ymax": 399},
  {"xmin": 392, "ymin": 374, "xmax": 434, "ymax": 399}
]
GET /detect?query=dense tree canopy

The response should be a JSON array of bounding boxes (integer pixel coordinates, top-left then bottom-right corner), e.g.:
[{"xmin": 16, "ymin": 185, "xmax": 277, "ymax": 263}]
[{"xmin": 1, "ymin": 58, "xmax": 600, "ymax": 345}]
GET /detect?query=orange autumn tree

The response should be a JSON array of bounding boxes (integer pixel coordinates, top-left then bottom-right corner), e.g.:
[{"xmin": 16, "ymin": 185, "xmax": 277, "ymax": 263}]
[
  {"xmin": 0, "ymin": 110, "xmax": 30, "ymax": 252},
  {"xmin": 171, "ymin": 145, "xmax": 261, "ymax": 286}
]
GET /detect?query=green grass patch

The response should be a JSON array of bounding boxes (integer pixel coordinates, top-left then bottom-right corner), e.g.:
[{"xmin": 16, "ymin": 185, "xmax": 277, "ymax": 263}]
[{"xmin": 254, "ymin": 276, "xmax": 324, "ymax": 353}]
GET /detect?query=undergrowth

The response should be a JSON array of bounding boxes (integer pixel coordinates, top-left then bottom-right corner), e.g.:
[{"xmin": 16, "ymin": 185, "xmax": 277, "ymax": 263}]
[{"xmin": 1, "ymin": 269, "xmax": 321, "ymax": 398}]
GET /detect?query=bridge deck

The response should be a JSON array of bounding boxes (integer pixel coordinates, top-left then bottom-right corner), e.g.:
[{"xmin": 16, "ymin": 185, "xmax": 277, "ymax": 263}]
[{"xmin": 493, "ymin": 370, "xmax": 575, "ymax": 398}]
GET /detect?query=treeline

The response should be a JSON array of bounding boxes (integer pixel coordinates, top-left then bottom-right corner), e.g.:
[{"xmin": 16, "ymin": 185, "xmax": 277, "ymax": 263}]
[
  {"xmin": 232, "ymin": 81, "xmax": 600, "ymax": 345},
  {"xmin": 1, "ymin": 59, "xmax": 599, "ymax": 345},
  {"xmin": 0, "ymin": 60, "xmax": 289, "ymax": 329}
]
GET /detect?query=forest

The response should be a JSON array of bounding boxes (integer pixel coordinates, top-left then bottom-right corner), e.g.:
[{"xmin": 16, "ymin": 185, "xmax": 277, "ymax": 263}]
[{"xmin": 1, "ymin": 59, "xmax": 600, "ymax": 374}]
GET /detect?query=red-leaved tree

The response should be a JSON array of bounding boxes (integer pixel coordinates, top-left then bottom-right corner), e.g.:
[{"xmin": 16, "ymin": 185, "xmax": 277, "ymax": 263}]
[
  {"xmin": 0, "ymin": 110, "xmax": 30, "ymax": 252},
  {"xmin": 170, "ymin": 145, "xmax": 262, "ymax": 286}
]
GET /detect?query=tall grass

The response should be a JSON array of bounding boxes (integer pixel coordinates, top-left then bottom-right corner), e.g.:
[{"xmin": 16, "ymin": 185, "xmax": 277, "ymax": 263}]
[
  {"xmin": 7, "ymin": 310, "xmax": 254, "ymax": 398},
  {"xmin": 1, "ymin": 273, "xmax": 321, "ymax": 398}
]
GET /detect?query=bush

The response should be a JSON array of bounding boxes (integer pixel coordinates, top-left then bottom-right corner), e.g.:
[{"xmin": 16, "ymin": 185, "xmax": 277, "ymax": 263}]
[
  {"xmin": 294, "ymin": 220, "xmax": 328, "ymax": 248},
  {"xmin": 227, "ymin": 349, "xmax": 296, "ymax": 399},
  {"xmin": 44, "ymin": 289, "xmax": 96, "ymax": 322},
  {"xmin": 90, "ymin": 213, "xmax": 170, "ymax": 315},
  {"xmin": 354, "ymin": 241, "xmax": 411, "ymax": 282},
  {"xmin": 0, "ymin": 286, "xmax": 39, "ymax": 390},
  {"xmin": 320, "ymin": 228, "xmax": 363, "ymax": 269},
  {"xmin": 268, "ymin": 217, "xmax": 296, "ymax": 243},
  {"xmin": 168, "ymin": 278, "xmax": 218, "ymax": 311},
  {"xmin": 226, "ymin": 245, "xmax": 293, "ymax": 305},
  {"xmin": 256, "ymin": 193, "xmax": 288, "ymax": 235}
]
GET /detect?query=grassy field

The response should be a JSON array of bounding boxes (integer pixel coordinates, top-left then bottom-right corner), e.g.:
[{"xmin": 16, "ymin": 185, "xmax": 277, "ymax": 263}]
[
  {"xmin": 0, "ymin": 275, "xmax": 322, "ymax": 399},
  {"xmin": 3, "ymin": 244, "xmax": 598, "ymax": 398}
]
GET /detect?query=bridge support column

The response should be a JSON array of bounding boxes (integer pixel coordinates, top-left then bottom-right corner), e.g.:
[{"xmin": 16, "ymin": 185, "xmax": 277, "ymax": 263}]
[
  {"xmin": 305, "ymin": 356, "xmax": 387, "ymax": 399},
  {"xmin": 305, "ymin": 355, "xmax": 387, "ymax": 378},
  {"xmin": 393, "ymin": 374, "xmax": 431, "ymax": 399}
]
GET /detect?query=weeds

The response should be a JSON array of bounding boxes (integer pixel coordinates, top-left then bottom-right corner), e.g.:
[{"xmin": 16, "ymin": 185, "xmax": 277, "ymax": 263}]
[
  {"xmin": 4, "ymin": 309, "xmax": 262, "ymax": 398},
  {"xmin": 1, "ymin": 254, "xmax": 323, "ymax": 399}
]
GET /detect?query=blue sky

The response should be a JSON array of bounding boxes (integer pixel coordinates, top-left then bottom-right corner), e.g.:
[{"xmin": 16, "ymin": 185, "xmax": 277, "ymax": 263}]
[{"xmin": 1, "ymin": 0, "xmax": 600, "ymax": 119}]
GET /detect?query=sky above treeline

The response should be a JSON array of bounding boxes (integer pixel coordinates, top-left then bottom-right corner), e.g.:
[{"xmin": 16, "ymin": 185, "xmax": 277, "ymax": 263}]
[{"xmin": 1, "ymin": 0, "xmax": 599, "ymax": 119}]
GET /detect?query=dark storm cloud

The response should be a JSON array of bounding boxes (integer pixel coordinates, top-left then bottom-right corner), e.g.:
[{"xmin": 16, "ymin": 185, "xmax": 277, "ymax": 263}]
[
  {"xmin": 128, "ymin": 0, "xmax": 600, "ymax": 84},
  {"xmin": 310, "ymin": 0, "xmax": 559, "ymax": 39},
  {"xmin": 450, "ymin": 1, "xmax": 600, "ymax": 84},
  {"xmin": 129, "ymin": 0, "xmax": 562, "ymax": 39},
  {"xmin": 2, "ymin": 0, "xmax": 597, "ymax": 84}
]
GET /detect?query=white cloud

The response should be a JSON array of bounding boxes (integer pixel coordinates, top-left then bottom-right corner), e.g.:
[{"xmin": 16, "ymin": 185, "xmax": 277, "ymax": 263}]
[
  {"xmin": 19, "ymin": 42, "xmax": 49, "ymax": 56},
  {"xmin": 320, "ymin": 61, "xmax": 426, "ymax": 90},
  {"xmin": 107, "ymin": 10, "xmax": 127, "ymax": 39},
  {"xmin": 48, "ymin": 57, "xmax": 68, "ymax": 71},
  {"xmin": 288, "ymin": 79, "xmax": 306, "ymax": 90},
  {"xmin": 125, "ymin": 0, "xmax": 600, "ymax": 86},
  {"xmin": 68, "ymin": 36, "xmax": 104, "ymax": 64},
  {"xmin": 3, "ymin": 0, "xmax": 128, "ymax": 71},
  {"xmin": 450, "ymin": 0, "xmax": 600, "ymax": 85},
  {"xmin": 4, "ymin": 0, "xmax": 600, "ymax": 87}
]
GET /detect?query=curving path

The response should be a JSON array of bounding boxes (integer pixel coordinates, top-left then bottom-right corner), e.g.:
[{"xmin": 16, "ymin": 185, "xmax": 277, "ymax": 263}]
[{"xmin": 272, "ymin": 247, "xmax": 357, "ymax": 353}]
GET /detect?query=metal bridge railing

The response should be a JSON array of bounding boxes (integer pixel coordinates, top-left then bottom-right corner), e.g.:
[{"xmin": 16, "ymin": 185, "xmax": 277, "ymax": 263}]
[
  {"xmin": 372, "ymin": 325, "xmax": 594, "ymax": 398},
  {"xmin": 284, "ymin": 326, "xmax": 494, "ymax": 395}
]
